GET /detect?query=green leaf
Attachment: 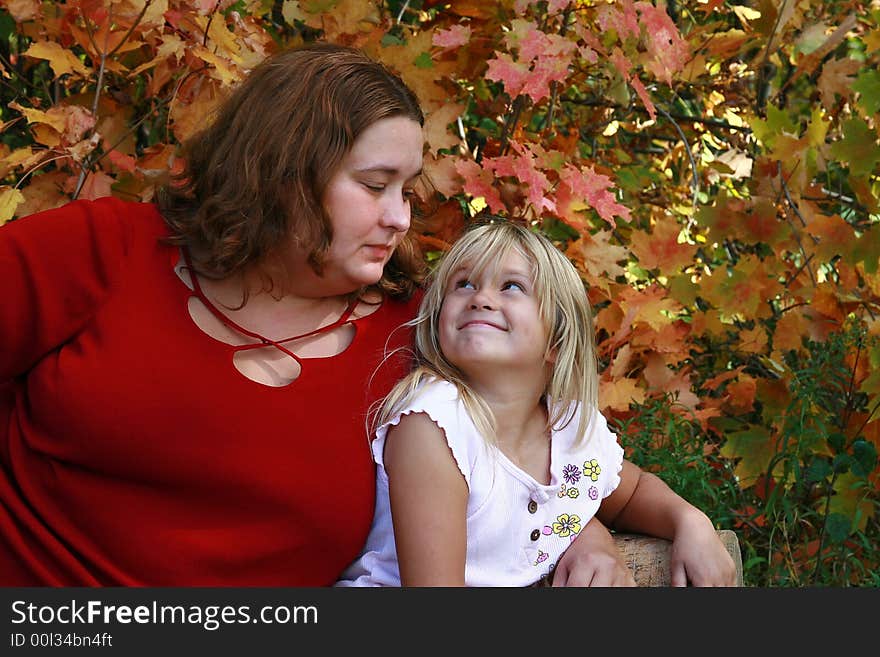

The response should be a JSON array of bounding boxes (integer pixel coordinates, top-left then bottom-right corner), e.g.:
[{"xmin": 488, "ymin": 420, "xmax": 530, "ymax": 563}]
[
  {"xmin": 824, "ymin": 513, "xmax": 851, "ymax": 543},
  {"xmin": 853, "ymin": 68, "xmax": 880, "ymax": 116},
  {"xmin": 829, "ymin": 119, "xmax": 880, "ymax": 176},
  {"xmin": 851, "ymin": 439, "xmax": 877, "ymax": 478},
  {"xmin": 848, "ymin": 225, "xmax": 880, "ymax": 274},
  {"xmin": 720, "ymin": 425, "xmax": 778, "ymax": 487},
  {"xmin": 832, "ymin": 453, "xmax": 852, "ymax": 474},
  {"xmin": 806, "ymin": 458, "xmax": 832, "ymax": 483},
  {"xmin": 750, "ymin": 104, "xmax": 798, "ymax": 148},
  {"xmin": 827, "ymin": 432, "xmax": 847, "ymax": 453},
  {"xmin": 414, "ymin": 52, "xmax": 434, "ymax": 69}
]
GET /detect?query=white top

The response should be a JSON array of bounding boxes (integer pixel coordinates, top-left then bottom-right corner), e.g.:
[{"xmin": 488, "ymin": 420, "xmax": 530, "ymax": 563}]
[{"xmin": 336, "ymin": 379, "xmax": 625, "ymax": 587}]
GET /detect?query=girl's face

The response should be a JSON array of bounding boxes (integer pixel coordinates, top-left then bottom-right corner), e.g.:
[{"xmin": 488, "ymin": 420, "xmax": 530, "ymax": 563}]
[
  {"xmin": 295, "ymin": 116, "xmax": 424, "ymax": 297},
  {"xmin": 438, "ymin": 249, "xmax": 552, "ymax": 380}
]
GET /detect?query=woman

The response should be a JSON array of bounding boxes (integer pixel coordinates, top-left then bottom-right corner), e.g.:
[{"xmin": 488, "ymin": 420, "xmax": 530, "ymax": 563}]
[{"xmin": 0, "ymin": 43, "xmax": 628, "ymax": 587}]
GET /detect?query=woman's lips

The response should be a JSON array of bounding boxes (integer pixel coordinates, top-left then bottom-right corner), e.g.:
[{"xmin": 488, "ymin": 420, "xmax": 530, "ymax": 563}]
[{"xmin": 364, "ymin": 244, "xmax": 392, "ymax": 259}]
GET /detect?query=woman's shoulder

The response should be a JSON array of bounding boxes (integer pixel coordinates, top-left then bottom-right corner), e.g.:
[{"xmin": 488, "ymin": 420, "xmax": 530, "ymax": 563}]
[{"xmin": 9, "ymin": 196, "xmax": 165, "ymax": 242}]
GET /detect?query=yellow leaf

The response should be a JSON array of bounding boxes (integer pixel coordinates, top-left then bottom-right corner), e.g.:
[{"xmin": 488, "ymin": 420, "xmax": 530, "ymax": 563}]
[
  {"xmin": 829, "ymin": 472, "xmax": 875, "ymax": 532},
  {"xmin": 126, "ymin": 0, "xmax": 168, "ymax": 28},
  {"xmin": 599, "ymin": 376, "xmax": 646, "ymax": 413},
  {"xmin": 31, "ymin": 124, "xmax": 61, "ymax": 148},
  {"xmin": 8, "ymin": 101, "xmax": 66, "ymax": 132},
  {"xmin": 0, "ymin": 186, "xmax": 25, "ymax": 225},
  {"xmin": 282, "ymin": 0, "xmax": 308, "ymax": 24},
  {"xmin": 24, "ymin": 40, "xmax": 91, "ymax": 78},
  {"xmin": 205, "ymin": 15, "xmax": 242, "ymax": 62},
  {"xmin": 192, "ymin": 45, "xmax": 245, "ymax": 87},
  {"xmin": 865, "ymin": 28, "xmax": 880, "ymax": 55},
  {"xmin": 0, "ymin": 146, "xmax": 34, "ymax": 177}
]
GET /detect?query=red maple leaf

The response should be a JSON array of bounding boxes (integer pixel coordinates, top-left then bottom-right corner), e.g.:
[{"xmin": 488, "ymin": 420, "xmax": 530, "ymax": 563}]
[
  {"xmin": 559, "ymin": 164, "xmax": 632, "ymax": 227},
  {"xmin": 433, "ymin": 25, "xmax": 471, "ymax": 50},
  {"xmin": 485, "ymin": 53, "xmax": 530, "ymax": 98},
  {"xmin": 636, "ymin": 1, "xmax": 689, "ymax": 85},
  {"xmin": 454, "ymin": 159, "xmax": 505, "ymax": 213}
]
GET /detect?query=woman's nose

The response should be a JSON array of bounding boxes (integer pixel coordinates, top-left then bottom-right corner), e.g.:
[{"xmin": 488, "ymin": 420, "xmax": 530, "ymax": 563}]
[{"xmin": 381, "ymin": 194, "xmax": 411, "ymax": 232}]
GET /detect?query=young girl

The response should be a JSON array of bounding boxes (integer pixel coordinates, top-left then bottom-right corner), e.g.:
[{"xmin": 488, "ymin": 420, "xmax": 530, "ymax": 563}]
[{"xmin": 337, "ymin": 220, "xmax": 736, "ymax": 587}]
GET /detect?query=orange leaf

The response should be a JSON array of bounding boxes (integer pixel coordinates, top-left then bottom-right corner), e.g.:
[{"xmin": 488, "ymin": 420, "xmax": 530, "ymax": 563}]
[
  {"xmin": 774, "ymin": 308, "xmax": 809, "ymax": 352},
  {"xmin": 568, "ymin": 230, "xmax": 628, "ymax": 289},
  {"xmin": 818, "ymin": 57, "xmax": 861, "ymax": 110},
  {"xmin": 70, "ymin": 171, "xmax": 115, "ymax": 201},
  {"xmin": 618, "ymin": 284, "xmax": 683, "ymax": 332},
  {"xmin": 737, "ymin": 326, "xmax": 768, "ymax": 354},
  {"xmin": 702, "ymin": 366, "xmax": 745, "ymax": 392},
  {"xmin": 628, "ymin": 219, "xmax": 696, "ymax": 274},
  {"xmin": 424, "ymin": 104, "xmax": 464, "ymax": 155},
  {"xmin": 725, "ymin": 376, "xmax": 757, "ymax": 414},
  {"xmin": 423, "ymin": 153, "xmax": 462, "ymax": 199}
]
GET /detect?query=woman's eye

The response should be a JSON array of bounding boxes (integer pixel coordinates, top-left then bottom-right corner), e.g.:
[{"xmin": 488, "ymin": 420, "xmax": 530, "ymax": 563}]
[
  {"xmin": 403, "ymin": 188, "xmax": 416, "ymax": 200},
  {"xmin": 363, "ymin": 183, "xmax": 385, "ymax": 192}
]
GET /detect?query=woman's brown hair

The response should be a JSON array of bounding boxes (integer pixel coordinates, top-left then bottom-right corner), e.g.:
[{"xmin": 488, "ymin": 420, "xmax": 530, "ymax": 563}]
[{"xmin": 158, "ymin": 42, "xmax": 426, "ymax": 299}]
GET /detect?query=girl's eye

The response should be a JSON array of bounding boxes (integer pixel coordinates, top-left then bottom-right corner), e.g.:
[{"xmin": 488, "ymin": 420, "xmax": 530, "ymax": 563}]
[
  {"xmin": 455, "ymin": 279, "xmax": 475, "ymax": 290},
  {"xmin": 502, "ymin": 281, "xmax": 525, "ymax": 292}
]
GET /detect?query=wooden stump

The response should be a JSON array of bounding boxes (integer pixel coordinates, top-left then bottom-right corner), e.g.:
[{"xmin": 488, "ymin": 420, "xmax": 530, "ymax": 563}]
[{"xmin": 613, "ymin": 529, "xmax": 744, "ymax": 586}]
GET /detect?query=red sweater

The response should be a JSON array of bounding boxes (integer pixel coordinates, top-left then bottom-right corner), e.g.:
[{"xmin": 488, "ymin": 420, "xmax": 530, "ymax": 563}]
[{"xmin": 0, "ymin": 197, "xmax": 419, "ymax": 585}]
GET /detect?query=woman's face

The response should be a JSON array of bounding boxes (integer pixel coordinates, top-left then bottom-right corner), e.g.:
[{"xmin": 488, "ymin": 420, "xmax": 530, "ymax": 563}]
[{"xmin": 313, "ymin": 116, "xmax": 424, "ymax": 296}]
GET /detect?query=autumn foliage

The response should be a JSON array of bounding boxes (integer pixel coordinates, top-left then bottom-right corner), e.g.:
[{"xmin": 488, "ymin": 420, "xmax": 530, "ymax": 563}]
[{"xmin": 1, "ymin": 0, "xmax": 878, "ymax": 585}]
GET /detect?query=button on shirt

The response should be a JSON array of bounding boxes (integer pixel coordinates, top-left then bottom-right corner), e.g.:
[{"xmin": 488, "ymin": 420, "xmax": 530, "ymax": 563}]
[{"xmin": 337, "ymin": 379, "xmax": 625, "ymax": 587}]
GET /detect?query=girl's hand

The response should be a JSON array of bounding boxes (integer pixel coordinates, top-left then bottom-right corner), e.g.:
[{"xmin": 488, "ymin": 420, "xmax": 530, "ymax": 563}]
[
  {"xmin": 669, "ymin": 510, "xmax": 737, "ymax": 587},
  {"xmin": 552, "ymin": 518, "xmax": 636, "ymax": 587}
]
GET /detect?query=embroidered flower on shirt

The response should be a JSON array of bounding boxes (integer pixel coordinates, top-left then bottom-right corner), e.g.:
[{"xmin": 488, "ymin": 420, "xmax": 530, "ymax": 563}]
[
  {"xmin": 566, "ymin": 487, "xmax": 579, "ymax": 499},
  {"xmin": 588, "ymin": 486, "xmax": 599, "ymax": 500},
  {"xmin": 551, "ymin": 513, "xmax": 581, "ymax": 538},
  {"xmin": 534, "ymin": 550, "xmax": 549, "ymax": 566},
  {"xmin": 583, "ymin": 459, "xmax": 601, "ymax": 481},
  {"xmin": 562, "ymin": 463, "xmax": 581, "ymax": 484}
]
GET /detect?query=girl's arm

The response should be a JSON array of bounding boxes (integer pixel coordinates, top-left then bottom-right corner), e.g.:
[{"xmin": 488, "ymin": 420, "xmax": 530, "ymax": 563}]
[
  {"xmin": 596, "ymin": 460, "xmax": 737, "ymax": 586},
  {"xmin": 383, "ymin": 411, "xmax": 468, "ymax": 586},
  {"xmin": 552, "ymin": 517, "xmax": 636, "ymax": 587}
]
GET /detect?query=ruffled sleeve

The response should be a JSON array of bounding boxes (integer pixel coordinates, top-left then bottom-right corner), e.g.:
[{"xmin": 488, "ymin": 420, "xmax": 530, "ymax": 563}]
[
  {"xmin": 372, "ymin": 379, "xmax": 483, "ymax": 489},
  {"xmin": 588, "ymin": 406, "xmax": 626, "ymax": 500}
]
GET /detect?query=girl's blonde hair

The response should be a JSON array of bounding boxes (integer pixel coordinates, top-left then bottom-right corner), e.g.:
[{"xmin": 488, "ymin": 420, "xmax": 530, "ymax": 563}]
[{"xmin": 376, "ymin": 219, "xmax": 599, "ymax": 446}]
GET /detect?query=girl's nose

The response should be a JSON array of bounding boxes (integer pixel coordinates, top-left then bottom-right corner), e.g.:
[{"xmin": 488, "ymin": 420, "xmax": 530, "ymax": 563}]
[{"xmin": 469, "ymin": 287, "xmax": 496, "ymax": 310}]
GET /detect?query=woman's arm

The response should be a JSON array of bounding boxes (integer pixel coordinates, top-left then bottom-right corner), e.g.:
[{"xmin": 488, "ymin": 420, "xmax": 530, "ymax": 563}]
[
  {"xmin": 383, "ymin": 411, "xmax": 468, "ymax": 586},
  {"xmin": 596, "ymin": 460, "xmax": 737, "ymax": 586}
]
